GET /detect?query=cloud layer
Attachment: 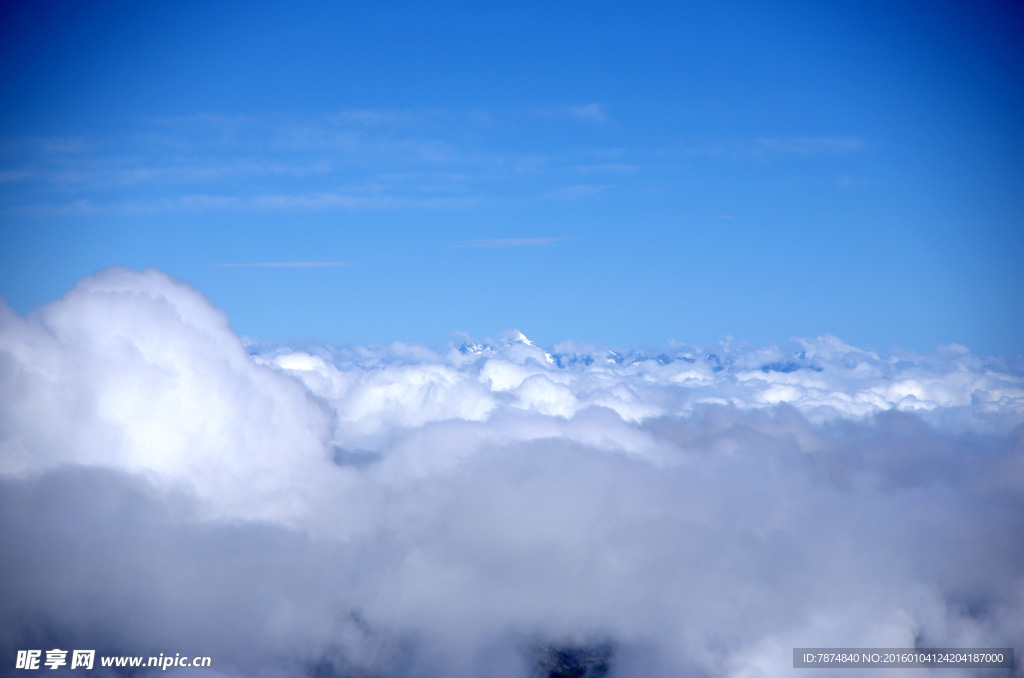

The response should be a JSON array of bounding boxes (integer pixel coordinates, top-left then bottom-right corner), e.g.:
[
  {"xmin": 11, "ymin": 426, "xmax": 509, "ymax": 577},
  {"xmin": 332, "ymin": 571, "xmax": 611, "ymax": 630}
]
[{"xmin": 1, "ymin": 268, "xmax": 1022, "ymax": 677}]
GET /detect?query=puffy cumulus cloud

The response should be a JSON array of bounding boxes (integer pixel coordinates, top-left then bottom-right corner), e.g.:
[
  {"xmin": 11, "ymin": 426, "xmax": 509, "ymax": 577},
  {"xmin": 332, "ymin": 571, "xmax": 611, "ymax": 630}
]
[
  {"xmin": 0, "ymin": 267, "xmax": 335, "ymax": 521},
  {"xmin": 2, "ymin": 268, "xmax": 1023, "ymax": 677}
]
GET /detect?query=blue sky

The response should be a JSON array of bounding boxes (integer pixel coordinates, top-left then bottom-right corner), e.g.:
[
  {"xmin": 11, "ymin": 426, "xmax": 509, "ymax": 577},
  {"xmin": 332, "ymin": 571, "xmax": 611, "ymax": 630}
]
[{"xmin": 1, "ymin": 0, "xmax": 1021, "ymax": 353}]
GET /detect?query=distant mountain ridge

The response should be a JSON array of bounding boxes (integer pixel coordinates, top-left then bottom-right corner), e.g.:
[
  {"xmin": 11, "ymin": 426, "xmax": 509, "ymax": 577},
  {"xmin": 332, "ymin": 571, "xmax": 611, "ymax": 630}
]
[{"xmin": 456, "ymin": 329, "xmax": 824, "ymax": 375}]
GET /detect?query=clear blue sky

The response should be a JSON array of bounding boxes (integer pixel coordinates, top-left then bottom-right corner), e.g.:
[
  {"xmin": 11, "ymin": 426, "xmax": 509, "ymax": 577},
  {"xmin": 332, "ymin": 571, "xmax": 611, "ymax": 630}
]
[{"xmin": 1, "ymin": 0, "xmax": 1021, "ymax": 353}]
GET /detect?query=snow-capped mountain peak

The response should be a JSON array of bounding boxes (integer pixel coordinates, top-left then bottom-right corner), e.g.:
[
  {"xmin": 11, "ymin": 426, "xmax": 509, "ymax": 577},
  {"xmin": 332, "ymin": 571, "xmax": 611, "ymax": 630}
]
[{"xmin": 456, "ymin": 329, "xmax": 555, "ymax": 364}]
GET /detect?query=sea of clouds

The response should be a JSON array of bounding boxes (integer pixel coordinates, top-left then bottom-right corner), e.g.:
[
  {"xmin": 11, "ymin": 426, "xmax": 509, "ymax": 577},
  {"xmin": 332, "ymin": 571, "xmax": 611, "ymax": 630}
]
[{"xmin": 1, "ymin": 267, "xmax": 1022, "ymax": 677}]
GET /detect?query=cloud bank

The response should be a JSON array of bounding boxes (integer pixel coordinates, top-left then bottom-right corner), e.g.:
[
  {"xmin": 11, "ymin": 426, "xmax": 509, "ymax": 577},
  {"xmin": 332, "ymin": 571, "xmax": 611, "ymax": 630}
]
[{"xmin": 1, "ymin": 268, "xmax": 1022, "ymax": 677}]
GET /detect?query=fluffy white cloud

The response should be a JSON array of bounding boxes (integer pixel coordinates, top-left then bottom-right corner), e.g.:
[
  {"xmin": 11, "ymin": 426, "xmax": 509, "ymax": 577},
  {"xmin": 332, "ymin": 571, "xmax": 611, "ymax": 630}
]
[
  {"xmin": 1, "ymin": 268, "xmax": 1022, "ymax": 677},
  {"xmin": 0, "ymin": 267, "xmax": 335, "ymax": 522}
]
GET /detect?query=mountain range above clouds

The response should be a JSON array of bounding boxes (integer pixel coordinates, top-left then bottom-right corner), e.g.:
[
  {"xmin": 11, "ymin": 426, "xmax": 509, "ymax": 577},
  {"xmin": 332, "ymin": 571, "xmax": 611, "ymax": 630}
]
[{"xmin": 252, "ymin": 323, "xmax": 1024, "ymax": 440}]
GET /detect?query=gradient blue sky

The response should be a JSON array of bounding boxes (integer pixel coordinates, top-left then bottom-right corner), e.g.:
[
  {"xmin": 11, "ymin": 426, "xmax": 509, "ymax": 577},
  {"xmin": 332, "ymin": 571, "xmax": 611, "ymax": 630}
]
[{"xmin": 1, "ymin": 0, "xmax": 1022, "ymax": 353}]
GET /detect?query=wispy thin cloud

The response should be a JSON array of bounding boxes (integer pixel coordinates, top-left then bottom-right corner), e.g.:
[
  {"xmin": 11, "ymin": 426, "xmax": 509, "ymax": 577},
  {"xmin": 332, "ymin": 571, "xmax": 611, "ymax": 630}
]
[
  {"xmin": 534, "ymin": 104, "xmax": 608, "ymax": 125},
  {"xmin": 450, "ymin": 237, "xmax": 576, "ymax": 248},
  {"xmin": 565, "ymin": 104, "xmax": 607, "ymax": 124},
  {"xmin": 0, "ymin": 135, "xmax": 94, "ymax": 155},
  {"xmin": 545, "ymin": 184, "xmax": 610, "ymax": 200},
  {"xmin": 0, "ymin": 170, "xmax": 33, "ymax": 184},
  {"xmin": 5, "ymin": 191, "xmax": 485, "ymax": 218},
  {"xmin": 572, "ymin": 163, "xmax": 636, "ymax": 174},
  {"xmin": 214, "ymin": 260, "xmax": 348, "ymax": 268},
  {"xmin": 756, "ymin": 136, "xmax": 865, "ymax": 154},
  {"xmin": 681, "ymin": 136, "xmax": 867, "ymax": 160},
  {"xmin": 1, "ymin": 108, "xmax": 638, "ymax": 219}
]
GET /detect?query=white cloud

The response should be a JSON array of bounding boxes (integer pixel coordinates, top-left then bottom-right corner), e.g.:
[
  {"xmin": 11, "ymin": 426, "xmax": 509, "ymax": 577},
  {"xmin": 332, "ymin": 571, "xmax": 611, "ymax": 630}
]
[
  {"xmin": 544, "ymin": 184, "xmax": 610, "ymax": 200},
  {"xmin": 2, "ymin": 268, "xmax": 1023, "ymax": 677},
  {"xmin": 215, "ymin": 261, "xmax": 348, "ymax": 269},
  {"xmin": 564, "ymin": 104, "xmax": 608, "ymax": 124},
  {"xmin": 0, "ymin": 267, "xmax": 336, "ymax": 521},
  {"xmin": 450, "ymin": 237, "xmax": 576, "ymax": 248},
  {"xmin": 542, "ymin": 104, "xmax": 609, "ymax": 124},
  {"xmin": 756, "ymin": 136, "xmax": 866, "ymax": 155},
  {"xmin": 682, "ymin": 136, "xmax": 868, "ymax": 161}
]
